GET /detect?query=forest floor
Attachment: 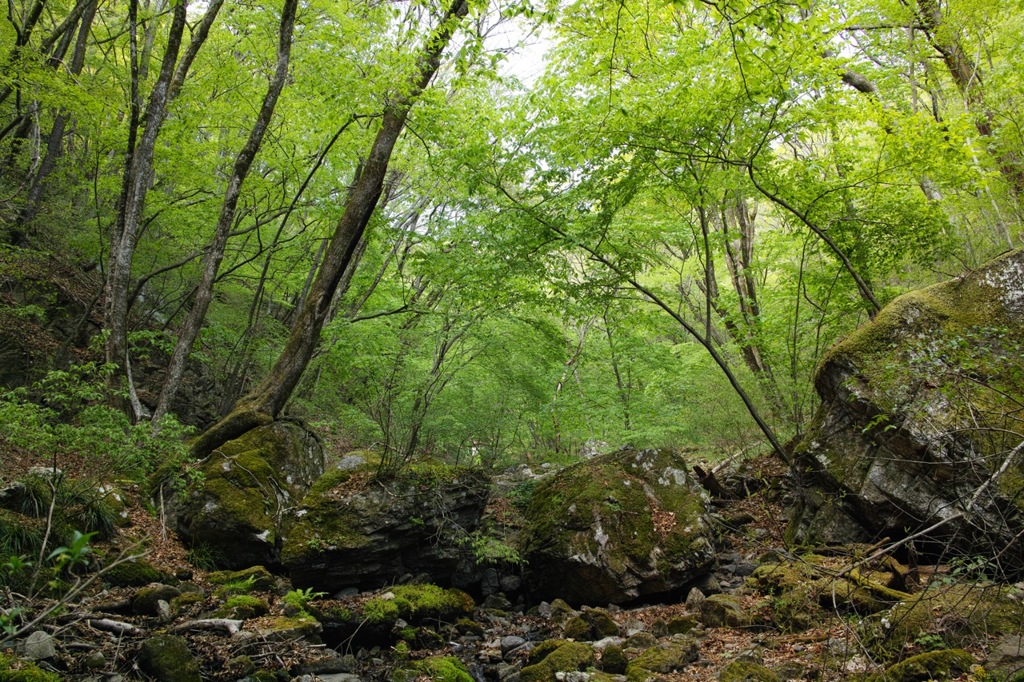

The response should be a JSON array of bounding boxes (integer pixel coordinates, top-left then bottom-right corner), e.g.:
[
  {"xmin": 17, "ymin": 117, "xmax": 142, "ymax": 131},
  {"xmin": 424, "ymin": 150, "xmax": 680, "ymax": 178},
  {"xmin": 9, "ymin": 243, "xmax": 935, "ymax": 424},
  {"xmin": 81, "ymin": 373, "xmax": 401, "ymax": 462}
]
[{"xmin": 0, "ymin": 450, "xmax": 1010, "ymax": 682}]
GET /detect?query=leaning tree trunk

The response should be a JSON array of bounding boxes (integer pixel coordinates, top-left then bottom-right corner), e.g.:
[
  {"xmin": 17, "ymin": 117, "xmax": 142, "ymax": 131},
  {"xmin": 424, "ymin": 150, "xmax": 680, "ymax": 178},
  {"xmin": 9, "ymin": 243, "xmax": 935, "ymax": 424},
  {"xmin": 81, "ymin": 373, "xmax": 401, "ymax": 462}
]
[
  {"xmin": 190, "ymin": 0, "xmax": 470, "ymax": 457},
  {"xmin": 152, "ymin": 0, "xmax": 299, "ymax": 424}
]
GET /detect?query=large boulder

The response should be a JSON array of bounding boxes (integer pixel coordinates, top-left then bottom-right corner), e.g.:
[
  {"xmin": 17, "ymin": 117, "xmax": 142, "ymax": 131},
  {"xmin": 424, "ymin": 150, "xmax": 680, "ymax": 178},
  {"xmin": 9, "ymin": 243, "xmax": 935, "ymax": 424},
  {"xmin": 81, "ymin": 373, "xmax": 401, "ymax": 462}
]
[
  {"xmin": 792, "ymin": 249, "xmax": 1024, "ymax": 568},
  {"xmin": 173, "ymin": 421, "xmax": 324, "ymax": 569},
  {"xmin": 518, "ymin": 447, "xmax": 716, "ymax": 605},
  {"xmin": 281, "ymin": 463, "xmax": 490, "ymax": 591}
]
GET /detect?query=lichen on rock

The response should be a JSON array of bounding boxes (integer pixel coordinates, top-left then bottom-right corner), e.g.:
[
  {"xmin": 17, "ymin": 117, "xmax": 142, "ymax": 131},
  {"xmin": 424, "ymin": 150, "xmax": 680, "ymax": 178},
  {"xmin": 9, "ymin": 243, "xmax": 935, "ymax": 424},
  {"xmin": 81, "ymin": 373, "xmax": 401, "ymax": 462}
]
[
  {"xmin": 792, "ymin": 249, "xmax": 1024, "ymax": 570},
  {"xmin": 519, "ymin": 447, "xmax": 715, "ymax": 605}
]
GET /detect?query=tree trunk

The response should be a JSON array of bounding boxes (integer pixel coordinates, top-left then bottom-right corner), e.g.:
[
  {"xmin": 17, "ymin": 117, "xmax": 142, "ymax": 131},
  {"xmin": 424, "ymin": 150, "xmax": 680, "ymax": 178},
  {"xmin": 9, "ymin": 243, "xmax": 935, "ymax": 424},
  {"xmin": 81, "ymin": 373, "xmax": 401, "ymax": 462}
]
[
  {"xmin": 152, "ymin": 0, "xmax": 299, "ymax": 424},
  {"xmin": 191, "ymin": 0, "xmax": 470, "ymax": 457},
  {"xmin": 103, "ymin": 0, "xmax": 224, "ymax": 420}
]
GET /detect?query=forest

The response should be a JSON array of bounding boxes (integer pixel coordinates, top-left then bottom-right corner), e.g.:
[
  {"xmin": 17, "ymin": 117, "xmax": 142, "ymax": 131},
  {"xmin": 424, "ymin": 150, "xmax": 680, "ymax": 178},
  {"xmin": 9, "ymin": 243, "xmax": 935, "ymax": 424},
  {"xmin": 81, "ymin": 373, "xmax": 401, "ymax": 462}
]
[
  {"xmin": 2, "ymin": 0, "xmax": 1020, "ymax": 462},
  {"xmin": 1, "ymin": 0, "xmax": 1024, "ymax": 679}
]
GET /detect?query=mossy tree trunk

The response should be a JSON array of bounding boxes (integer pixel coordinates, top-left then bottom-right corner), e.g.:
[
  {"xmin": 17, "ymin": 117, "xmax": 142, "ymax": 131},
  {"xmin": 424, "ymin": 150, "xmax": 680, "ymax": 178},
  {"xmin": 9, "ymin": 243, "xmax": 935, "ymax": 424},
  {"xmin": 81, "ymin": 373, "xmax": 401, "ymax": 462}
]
[{"xmin": 191, "ymin": 0, "xmax": 470, "ymax": 457}]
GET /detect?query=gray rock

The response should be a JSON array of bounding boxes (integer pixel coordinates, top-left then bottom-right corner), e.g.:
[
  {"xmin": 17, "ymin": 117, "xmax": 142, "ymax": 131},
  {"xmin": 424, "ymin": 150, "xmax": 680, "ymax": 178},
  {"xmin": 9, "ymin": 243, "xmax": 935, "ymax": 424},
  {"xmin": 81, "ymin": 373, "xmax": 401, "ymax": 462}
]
[
  {"xmin": 501, "ymin": 635, "xmax": 527, "ymax": 654},
  {"xmin": 22, "ymin": 631, "xmax": 55, "ymax": 660},
  {"xmin": 335, "ymin": 455, "xmax": 367, "ymax": 471},
  {"xmin": 157, "ymin": 599, "xmax": 172, "ymax": 623},
  {"xmin": 792, "ymin": 249, "xmax": 1024, "ymax": 570},
  {"xmin": 520, "ymin": 447, "xmax": 715, "ymax": 605},
  {"xmin": 282, "ymin": 466, "xmax": 489, "ymax": 592},
  {"xmin": 317, "ymin": 675, "xmax": 363, "ymax": 682},
  {"xmin": 86, "ymin": 651, "xmax": 106, "ymax": 669}
]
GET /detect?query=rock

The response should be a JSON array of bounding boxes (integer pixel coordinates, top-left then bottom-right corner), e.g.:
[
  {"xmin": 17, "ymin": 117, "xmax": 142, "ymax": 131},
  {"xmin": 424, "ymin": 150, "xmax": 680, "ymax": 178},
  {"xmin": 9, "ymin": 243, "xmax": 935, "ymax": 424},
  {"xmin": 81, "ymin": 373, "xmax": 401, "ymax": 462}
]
[
  {"xmin": 625, "ymin": 632, "xmax": 658, "ymax": 649},
  {"xmin": 282, "ymin": 464, "xmax": 490, "ymax": 591},
  {"xmin": 318, "ymin": 675, "xmax": 363, "ymax": 682},
  {"xmin": 86, "ymin": 651, "xmax": 106, "ymax": 670},
  {"xmin": 685, "ymin": 588, "xmax": 706, "ymax": 610},
  {"xmin": 519, "ymin": 641, "xmax": 595, "ymax": 682},
  {"xmin": 873, "ymin": 649, "xmax": 974, "ymax": 681},
  {"xmin": 102, "ymin": 558, "xmax": 168, "ymax": 587},
  {"xmin": 208, "ymin": 565, "xmax": 278, "ymax": 592},
  {"xmin": 132, "ymin": 584, "xmax": 182, "ymax": 616},
  {"xmin": 173, "ymin": 421, "xmax": 325, "ymax": 569},
  {"xmin": 501, "ymin": 635, "xmax": 527, "ymax": 654},
  {"xmin": 138, "ymin": 635, "xmax": 202, "ymax": 682},
  {"xmin": 791, "ymin": 249, "xmax": 1024, "ymax": 568},
  {"xmin": 156, "ymin": 599, "xmax": 172, "ymax": 623},
  {"xmin": 252, "ymin": 616, "xmax": 322, "ymax": 643},
  {"xmin": 626, "ymin": 635, "xmax": 699, "ymax": 676},
  {"xmin": 984, "ymin": 634, "xmax": 1024, "ymax": 679},
  {"xmin": 600, "ymin": 644, "xmax": 628, "ymax": 674},
  {"xmin": 719, "ymin": 659, "xmax": 780, "ymax": 681},
  {"xmin": 699, "ymin": 594, "xmax": 749, "ymax": 628},
  {"xmin": 22, "ymin": 631, "xmax": 55, "ymax": 660},
  {"xmin": 519, "ymin": 447, "xmax": 715, "ymax": 605}
]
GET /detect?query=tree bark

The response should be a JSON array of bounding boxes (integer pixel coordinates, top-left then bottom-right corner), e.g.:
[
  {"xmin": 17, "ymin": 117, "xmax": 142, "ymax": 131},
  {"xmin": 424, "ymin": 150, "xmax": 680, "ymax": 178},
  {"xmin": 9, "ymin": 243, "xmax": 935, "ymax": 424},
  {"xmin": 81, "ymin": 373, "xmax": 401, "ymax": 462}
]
[
  {"xmin": 152, "ymin": 0, "xmax": 299, "ymax": 424},
  {"xmin": 103, "ymin": 0, "xmax": 224, "ymax": 420},
  {"xmin": 191, "ymin": 0, "xmax": 470, "ymax": 457}
]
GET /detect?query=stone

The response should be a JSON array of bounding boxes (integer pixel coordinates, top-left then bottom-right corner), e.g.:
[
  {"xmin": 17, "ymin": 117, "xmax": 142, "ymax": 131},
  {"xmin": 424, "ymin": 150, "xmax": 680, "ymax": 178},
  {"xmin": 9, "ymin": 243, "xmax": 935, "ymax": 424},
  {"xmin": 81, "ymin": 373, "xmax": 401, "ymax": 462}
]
[
  {"xmin": 282, "ymin": 464, "xmax": 490, "ymax": 591},
  {"xmin": 699, "ymin": 594, "xmax": 749, "ymax": 629},
  {"xmin": 626, "ymin": 636, "xmax": 699, "ymax": 676},
  {"xmin": 131, "ymin": 584, "xmax": 182, "ymax": 616},
  {"xmin": 719, "ymin": 659, "xmax": 780, "ymax": 682},
  {"xmin": 138, "ymin": 635, "xmax": 202, "ymax": 682},
  {"xmin": 519, "ymin": 642, "xmax": 595, "ymax": 682},
  {"xmin": 874, "ymin": 649, "xmax": 974, "ymax": 682},
  {"xmin": 86, "ymin": 651, "xmax": 106, "ymax": 669},
  {"xmin": 22, "ymin": 631, "xmax": 55, "ymax": 660},
  {"xmin": 501, "ymin": 636, "xmax": 527, "ymax": 654},
  {"xmin": 519, "ymin": 447, "xmax": 716, "ymax": 605},
  {"xmin": 685, "ymin": 587, "xmax": 706, "ymax": 610},
  {"xmin": 173, "ymin": 421, "xmax": 325, "ymax": 570},
  {"xmin": 791, "ymin": 249, "xmax": 1024, "ymax": 568}
]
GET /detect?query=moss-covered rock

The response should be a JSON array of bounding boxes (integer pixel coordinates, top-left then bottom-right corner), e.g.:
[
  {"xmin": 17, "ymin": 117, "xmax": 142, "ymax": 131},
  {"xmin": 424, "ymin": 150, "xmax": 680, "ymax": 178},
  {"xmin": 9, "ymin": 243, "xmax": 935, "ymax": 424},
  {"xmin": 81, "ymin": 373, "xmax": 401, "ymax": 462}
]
[
  {"xmin": 0, "ymin": 653, "xmax": 61, "ymax": 682},
  {"xmin": 519, "ymin": 641, "xmax": 596, "ymax": 682},
  {"xmin": 216, "ymin": 594, "xmax": 270, "ymax": 619},
  {"xmin": 719, "ymin": 659, "xmax": 780, "ymax": 682},
  {"xmin": 865, "ymin": 584, "xmax": 1024, "ymax": 661},
  {"xmin": 792, "ymin": 250, "xmax": 1024, "ymax": 566},
  {"xmin": 319, "ymin": 583, "xmax": 474, "ymax": 648},
  {"xmin": 870, "ymin": 649, "xmax": 974, "ymax": 681},
  {"xmin": 601, "ymin": 644, "xmax": 628, "ymax": 674},
  {"xmin": 699, "ymin": 593, "xmax": 749, "ymax": 629},
  {"xmin": 208, "ymin": 565, "xmax": 276, "ymax": 592},
  {"xmin": 411, "ymin": 655, "xmax": 474, "ymax": 682},
  {"xmin": 102, "ymin": 558, "xmax": 167, "ymax": 587},
  {"xmin": 173, "ymin": 421, "xmax": 325, "ymax": 570},
  {"xmin": 138, "ymin": 635, "xmax": 202, "ymax": 682},
  {"xmin": 255, "ymin": 615, "xmax": 322, "ymax": 643},
  {"xmin": 282, "ymin": 462, "xmax": 489, "ymax": 591},
  {"xmin": 520, "ymin": 447, "xmax": 715, "ymax": 605},
  {"xmin": 132, "ymin": 583, "xmax": 182, "ymax": 616},
  {"xmin": 749, "ymin": 554, "xmax": 910, "ymax": 630},
  {"xmin": 626, "ymin": 635, "xmax": 699, "ymax": 676}
]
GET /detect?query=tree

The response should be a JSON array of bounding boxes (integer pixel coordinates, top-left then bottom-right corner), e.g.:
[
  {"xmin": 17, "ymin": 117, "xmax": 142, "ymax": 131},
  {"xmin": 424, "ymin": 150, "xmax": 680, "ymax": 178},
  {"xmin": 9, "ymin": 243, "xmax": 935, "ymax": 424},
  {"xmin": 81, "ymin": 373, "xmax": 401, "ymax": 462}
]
[{"xmin": 191, "ymin": 0, "xmax": 472, "ymax": 456}]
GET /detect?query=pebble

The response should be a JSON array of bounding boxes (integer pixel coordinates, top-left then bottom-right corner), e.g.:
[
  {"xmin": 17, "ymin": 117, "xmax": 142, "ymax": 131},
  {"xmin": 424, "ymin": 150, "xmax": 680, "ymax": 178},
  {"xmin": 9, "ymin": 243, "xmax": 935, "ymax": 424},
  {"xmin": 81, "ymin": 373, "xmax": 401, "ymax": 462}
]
[
  {"xmin": 500, "ymin": 635, "xmax": 526, "ymax": 654},
  {"xmin": 23, "ymin": 631, "xmax": 55, "ymax": 660}
]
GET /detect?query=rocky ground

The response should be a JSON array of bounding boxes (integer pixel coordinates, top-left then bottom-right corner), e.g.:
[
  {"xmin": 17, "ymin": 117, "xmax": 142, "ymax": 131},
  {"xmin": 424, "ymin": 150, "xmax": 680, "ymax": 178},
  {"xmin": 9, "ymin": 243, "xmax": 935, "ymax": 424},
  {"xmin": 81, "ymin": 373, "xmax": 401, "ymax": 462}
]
[{"xmin": 3, "ymin": 450, "xmax": 1024, "ymax": 682}]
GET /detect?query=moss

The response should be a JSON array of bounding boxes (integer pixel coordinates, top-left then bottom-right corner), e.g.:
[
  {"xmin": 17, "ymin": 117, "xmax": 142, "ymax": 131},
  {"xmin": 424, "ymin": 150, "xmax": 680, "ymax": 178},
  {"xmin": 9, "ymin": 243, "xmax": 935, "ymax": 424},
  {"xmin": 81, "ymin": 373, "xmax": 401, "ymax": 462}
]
[
  {"xmin": 521, "ymin": 447, "xmax": 712, "ymax": 604},
  {"xmin": 519, "ymin": 641, "xmax": 595, "ymax": 682},
  {"xmin": 357, "ymin": 584, "xmax": 474, "ymax": 629},
  {"xmin": 362, "ymin": 597, "xmax": 400, "ymax": 624},
  {"xmin": 528, "ymin": 640, "xmax": 570, "ymax": 666},
  {"xmin": 700, "ymin": 594, "xmax": 748, "ymax": 628},
  {"xmin": 627, "ymin": 636, "xmax": 698, "ymax": 675},
  {"xmin": 218, "ymin": 594, "xmax": 269, "ymax": 619},
  {"xmin": 283, "ymin": 463, "xmax": 487, "ymax": 565},
  {"xmin": 719, "ymin": 659, "xmax": 780, "ymax": 682},
  {"xmin": 257, "ymin": 615, "xmax": 321, "ymax": 642},
  {"xmin": 138, "ymin": 635, "xmax": 202, "ymax": 682},
  {"xmin": 0, "ymin": 654, "xmax": 61, "ymax": 682},
  {"xmin": 169, "ymin": 592, "xmax": 205, "ymax": 612},
  {"xmin": 870, "ymin": 649, "xmax": 974, "ymax": 681},
  {"xmin": 208, "ymin": 565, "xmax": 275, "ymax": 591},
  {"xmin": 600, "ymin": 644, "xmax": 628, "ymax": 674},
  {"xmin": 102, "ymin": 558, "xmax": 166, "ymax": 587},
  {"xmin": 414, "ymin": 655, "xmax": 473, "ymax": 681},
  {"xmin": 867, "ymin": 584, "xmax": 1024, "ymax": 662}
]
